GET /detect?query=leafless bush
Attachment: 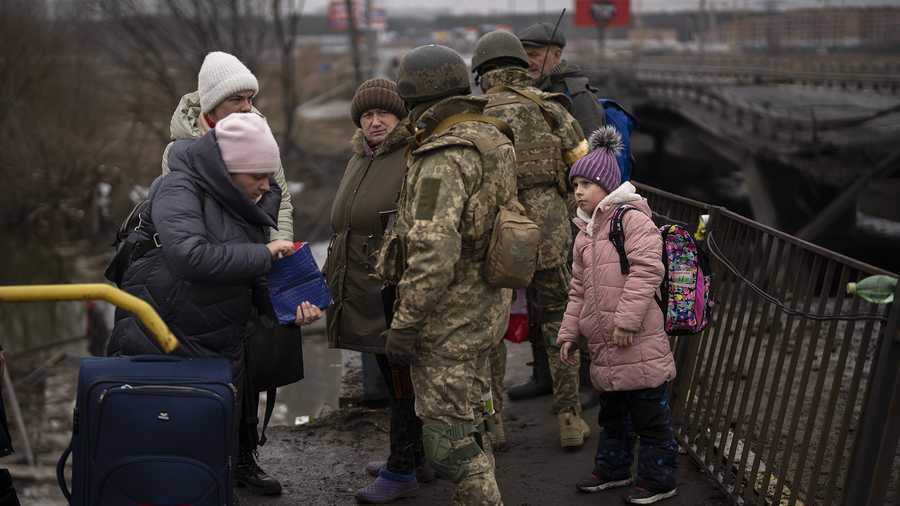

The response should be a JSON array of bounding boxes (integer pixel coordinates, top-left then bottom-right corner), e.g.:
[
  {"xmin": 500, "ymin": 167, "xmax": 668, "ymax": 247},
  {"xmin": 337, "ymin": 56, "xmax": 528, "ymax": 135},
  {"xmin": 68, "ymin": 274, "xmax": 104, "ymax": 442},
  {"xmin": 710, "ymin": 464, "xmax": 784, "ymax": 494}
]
[
  {"xmin": 0, "ymin": 0, "xmax": 118, "ymax": 239},
  {"xmin": 88, "ymin": 0, "xmax": 305, "ymax": 153}
]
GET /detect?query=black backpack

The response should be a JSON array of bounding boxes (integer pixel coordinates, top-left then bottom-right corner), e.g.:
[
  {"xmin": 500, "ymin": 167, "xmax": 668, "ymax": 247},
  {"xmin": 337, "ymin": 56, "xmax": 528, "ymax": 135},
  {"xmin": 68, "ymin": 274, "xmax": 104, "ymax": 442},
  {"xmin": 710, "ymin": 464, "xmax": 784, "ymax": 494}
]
[{"xmin": 103, "ymin": 199, "xmax": 160, "ymax": 286}]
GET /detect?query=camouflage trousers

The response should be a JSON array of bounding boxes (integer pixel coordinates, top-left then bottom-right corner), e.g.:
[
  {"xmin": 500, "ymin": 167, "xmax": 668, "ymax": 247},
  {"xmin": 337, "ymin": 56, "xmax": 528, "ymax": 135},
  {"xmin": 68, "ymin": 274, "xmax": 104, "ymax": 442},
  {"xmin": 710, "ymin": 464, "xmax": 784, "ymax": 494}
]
[
  {"xmin": 412, "ymin": 353, "xmax": 503, "ymax": 506},
  {"xmin": 528, "ymin": 265, "xmax": 580, "ymax": 415},
  {"xmin": 489, "ymin": 338, "xmax": 507, "ymax": 416}
]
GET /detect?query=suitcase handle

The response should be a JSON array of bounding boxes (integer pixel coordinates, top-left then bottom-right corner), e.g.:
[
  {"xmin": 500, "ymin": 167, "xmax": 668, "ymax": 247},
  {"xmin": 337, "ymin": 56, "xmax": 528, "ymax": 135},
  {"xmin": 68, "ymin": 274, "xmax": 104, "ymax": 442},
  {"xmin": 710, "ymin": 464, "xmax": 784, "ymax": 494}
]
[
  {"xmin": 129, "ymin": 355, "xmax": 185, "ymax": 363},
  {"xmin": 57, "ymin": 443, "xmax": 72, "ymax": 501}
]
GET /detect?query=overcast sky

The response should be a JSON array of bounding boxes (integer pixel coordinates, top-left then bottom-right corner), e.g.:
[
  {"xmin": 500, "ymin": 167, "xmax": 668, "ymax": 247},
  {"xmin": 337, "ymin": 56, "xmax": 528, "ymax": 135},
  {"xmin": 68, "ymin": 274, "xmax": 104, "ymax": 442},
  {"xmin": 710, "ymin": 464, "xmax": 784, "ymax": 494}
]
[{"xmin": 302, "ymin": 0, "xmax": 900, "ymax": 15}]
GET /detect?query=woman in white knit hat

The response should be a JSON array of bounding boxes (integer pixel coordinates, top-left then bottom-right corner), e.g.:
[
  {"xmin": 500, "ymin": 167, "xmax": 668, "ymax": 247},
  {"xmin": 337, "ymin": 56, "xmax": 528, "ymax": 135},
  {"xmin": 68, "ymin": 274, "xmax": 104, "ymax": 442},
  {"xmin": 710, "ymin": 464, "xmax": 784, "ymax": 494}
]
[
  {"xmin": 161, "ymin": 51, "xmax": 295, "ymax": 243},
  {"xmin": 158, "ymin": 52, "xmax": 295, "ymax": 497}
]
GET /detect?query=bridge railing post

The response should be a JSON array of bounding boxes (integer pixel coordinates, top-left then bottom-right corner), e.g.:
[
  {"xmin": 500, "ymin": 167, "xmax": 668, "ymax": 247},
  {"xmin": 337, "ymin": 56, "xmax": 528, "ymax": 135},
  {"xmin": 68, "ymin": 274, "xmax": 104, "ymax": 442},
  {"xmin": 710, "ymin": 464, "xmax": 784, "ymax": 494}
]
[{"xmin": 843, "ymin": 280, "xmax": 900, "ymax": 506}]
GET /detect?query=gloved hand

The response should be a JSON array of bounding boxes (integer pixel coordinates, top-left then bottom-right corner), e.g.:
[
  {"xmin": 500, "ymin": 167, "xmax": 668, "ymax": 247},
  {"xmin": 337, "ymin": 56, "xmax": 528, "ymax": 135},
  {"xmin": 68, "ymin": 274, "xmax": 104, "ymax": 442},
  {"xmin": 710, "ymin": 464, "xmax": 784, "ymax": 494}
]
[
  {"xmin": 385, "ymin": 327, "xmax": 419, "ymax": 365},
  {"xmin": 612, "ymin": 327, "xmax": 636, "ymax": 347}
]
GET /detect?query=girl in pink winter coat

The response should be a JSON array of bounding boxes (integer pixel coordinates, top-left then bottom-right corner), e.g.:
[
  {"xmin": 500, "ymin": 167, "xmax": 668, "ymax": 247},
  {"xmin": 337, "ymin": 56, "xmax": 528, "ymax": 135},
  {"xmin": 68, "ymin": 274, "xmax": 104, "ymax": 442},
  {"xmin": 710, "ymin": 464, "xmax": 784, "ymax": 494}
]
[{"xmin": 558, "ymin": 126, "xmax": 678, "ymax": 505}]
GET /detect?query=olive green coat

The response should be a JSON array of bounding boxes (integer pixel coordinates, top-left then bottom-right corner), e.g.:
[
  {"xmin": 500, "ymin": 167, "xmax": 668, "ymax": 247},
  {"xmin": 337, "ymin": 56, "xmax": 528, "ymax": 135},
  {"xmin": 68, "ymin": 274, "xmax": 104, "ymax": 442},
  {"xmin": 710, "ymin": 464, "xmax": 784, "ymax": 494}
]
[{"xmin": 325, "ymin": 124, "xmax": 410, "ymax": 353}]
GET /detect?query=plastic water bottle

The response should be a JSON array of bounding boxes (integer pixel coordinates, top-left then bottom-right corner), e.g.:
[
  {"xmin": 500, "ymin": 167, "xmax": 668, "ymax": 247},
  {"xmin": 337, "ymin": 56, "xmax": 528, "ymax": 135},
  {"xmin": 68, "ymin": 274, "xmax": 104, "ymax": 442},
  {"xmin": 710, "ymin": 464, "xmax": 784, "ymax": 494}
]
[
  {"xmin": 694, "ymin": 214, "xmax": 710, "ymax": 241},
  {"xmin": 847, "ymin": 275, "xmax": 897, "ymax": 304}
]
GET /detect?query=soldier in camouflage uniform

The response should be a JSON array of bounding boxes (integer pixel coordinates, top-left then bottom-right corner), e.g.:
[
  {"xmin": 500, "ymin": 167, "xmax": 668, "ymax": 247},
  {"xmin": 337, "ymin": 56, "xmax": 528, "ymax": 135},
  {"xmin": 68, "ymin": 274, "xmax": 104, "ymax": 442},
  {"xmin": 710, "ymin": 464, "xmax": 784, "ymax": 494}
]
[
  {"xmin": 517, "ymin": 23, "xmax": 610, "ymax": 411},
  {"xmin": 517, "ymin": 22, "xmax": 606, "ymax": 141},
  {"xmin": 375, "ymin": 44, "xmax": 518, "ymax": 506},
  {"xmin": 472, "ymin": 30, "xmax": 591, "ymax": 450}
]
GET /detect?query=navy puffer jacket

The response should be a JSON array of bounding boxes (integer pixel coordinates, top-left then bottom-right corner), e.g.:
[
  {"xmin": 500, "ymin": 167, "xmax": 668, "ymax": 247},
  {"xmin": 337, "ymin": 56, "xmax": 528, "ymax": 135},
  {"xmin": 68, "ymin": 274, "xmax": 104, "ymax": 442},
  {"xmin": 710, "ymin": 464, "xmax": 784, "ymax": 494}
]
[{"xmin": 107, "ymin": 129, "xmax": 282, "ymax": 372}]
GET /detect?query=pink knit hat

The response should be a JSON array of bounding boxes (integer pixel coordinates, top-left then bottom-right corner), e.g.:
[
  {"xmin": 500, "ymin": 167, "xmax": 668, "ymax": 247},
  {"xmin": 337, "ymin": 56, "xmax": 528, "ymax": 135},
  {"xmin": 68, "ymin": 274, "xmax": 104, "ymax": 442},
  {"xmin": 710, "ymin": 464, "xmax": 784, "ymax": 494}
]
[
  {"xmin": 215, "ymin": 113, "xmax": 280, "ymax": 174},
  {"xmin": 569, "ymin": 126, "xmax": 623, "ymax": 193}
]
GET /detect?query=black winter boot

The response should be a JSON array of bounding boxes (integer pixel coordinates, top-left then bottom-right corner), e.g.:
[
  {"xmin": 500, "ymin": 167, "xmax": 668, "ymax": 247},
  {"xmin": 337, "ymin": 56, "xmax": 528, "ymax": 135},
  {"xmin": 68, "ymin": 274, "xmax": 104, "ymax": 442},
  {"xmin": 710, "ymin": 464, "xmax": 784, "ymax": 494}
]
[
  {"xmin": 508, "ymin": 343, "xmax": 552, "ymax": 400},
  {"xmin": 235, "ymin": 449, "xmax": 283, "ymax": 496}
]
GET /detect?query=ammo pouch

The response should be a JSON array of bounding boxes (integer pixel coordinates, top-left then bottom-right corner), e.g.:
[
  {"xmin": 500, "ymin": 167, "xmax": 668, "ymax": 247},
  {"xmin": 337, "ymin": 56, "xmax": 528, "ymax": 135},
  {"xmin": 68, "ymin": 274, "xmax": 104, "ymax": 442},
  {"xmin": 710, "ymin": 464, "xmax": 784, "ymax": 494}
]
[
  {"xmin": 515, "ymin": 137, "xmax": 564, "ymax": 191},
  {"xmin": 374, "ymin": 230, "xmax": 405, "ymax": 286},
  {"xmin": 482, "ymin": 203, "xmax": 540, "ymax": 289}
]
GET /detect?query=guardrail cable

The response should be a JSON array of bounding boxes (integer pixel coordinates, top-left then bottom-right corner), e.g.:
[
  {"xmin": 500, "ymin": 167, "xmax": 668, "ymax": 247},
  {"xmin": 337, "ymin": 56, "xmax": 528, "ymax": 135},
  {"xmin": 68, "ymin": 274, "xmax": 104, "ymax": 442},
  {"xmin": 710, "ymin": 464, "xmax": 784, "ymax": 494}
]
[{"xmin": 706, "ymin": 232, "xmax": 888, "ymax": 323}]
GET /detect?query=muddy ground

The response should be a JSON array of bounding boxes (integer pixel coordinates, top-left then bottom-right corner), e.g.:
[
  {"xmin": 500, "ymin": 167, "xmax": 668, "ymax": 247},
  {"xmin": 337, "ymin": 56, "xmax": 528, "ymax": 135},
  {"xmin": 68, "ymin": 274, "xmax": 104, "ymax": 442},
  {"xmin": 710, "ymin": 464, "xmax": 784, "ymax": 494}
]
[
  {"xmin": 11, "ymin": 331, "xmax": 729, "ymax": 506},
  {"xmin": 238, "ymin": 340, "xmax": 730, "ymax": 506}
]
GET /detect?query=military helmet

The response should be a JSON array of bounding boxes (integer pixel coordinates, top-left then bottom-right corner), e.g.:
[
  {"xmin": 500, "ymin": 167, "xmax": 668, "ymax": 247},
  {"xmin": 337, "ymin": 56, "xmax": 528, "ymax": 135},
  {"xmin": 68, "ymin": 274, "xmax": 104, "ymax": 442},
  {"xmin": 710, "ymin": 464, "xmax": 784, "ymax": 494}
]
[
  {"xmin": 517, "ymin": 22, "xmax": 567, "ymax": 49},
  {"xmin": 471, "ymin": 30, "xmax": 530, "ymax": 75},
  {"xmin": 396, "ymin": 45, "xmax": 471, "ymax": 106}
]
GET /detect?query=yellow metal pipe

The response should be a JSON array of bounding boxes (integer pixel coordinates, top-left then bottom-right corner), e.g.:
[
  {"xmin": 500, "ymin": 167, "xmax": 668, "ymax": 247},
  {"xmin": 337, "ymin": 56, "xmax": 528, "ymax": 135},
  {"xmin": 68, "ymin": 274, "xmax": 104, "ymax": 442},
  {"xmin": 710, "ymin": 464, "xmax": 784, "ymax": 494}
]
[{"xmin": 0, "ymin": 284, "xmax": 179, "ymax": 353}]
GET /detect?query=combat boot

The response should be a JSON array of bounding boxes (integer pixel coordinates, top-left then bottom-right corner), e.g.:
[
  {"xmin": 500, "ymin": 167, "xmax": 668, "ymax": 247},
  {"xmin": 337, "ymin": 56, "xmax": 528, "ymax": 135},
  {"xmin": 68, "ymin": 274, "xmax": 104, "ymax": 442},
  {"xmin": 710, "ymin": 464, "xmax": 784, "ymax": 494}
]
[
  {"xmin": 558, "ymin": 411, "xmax": 591, "ymax": 449},
  {"xmin": 508, "ymin": 343, "xmax": 552, "ymax": 400},
  {"xmin": 235, "ymin": 449, "xmax": 282, "ymax": 496}
]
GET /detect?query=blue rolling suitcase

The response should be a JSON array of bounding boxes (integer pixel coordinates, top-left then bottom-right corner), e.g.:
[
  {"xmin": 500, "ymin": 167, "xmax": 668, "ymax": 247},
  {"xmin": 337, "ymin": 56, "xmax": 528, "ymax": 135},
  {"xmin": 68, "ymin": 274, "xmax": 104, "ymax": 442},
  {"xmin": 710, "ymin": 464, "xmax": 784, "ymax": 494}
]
[{"xmin": 57, "ymin": 355, "xmax": 235, "ymax": 506}]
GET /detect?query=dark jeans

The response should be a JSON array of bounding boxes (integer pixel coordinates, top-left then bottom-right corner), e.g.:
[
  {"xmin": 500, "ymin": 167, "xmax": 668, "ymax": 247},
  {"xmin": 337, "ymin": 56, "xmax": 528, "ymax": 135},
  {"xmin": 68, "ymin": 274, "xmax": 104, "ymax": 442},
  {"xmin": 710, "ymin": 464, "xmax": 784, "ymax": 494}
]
[
  {"xmin": 377, "ymin": 285, "xmax": 424, "ymax": 475},
  {"xmin": 0, "ymin": 469, "xmax": 20, "ymax": 506},
  {"xmin": 238, "ymin": 383, "xmax": 260, "ymax": 453},
  {"xmin": 594, "ymin": 382, "xmax": 678, "ymax": 492},
  {"xmin": 231, "ymin": 350, "xmax": 259, "ymax": 455},
  {"xmin": 375, "ymin": 354, "xmax": 424, "ymax": 475}
]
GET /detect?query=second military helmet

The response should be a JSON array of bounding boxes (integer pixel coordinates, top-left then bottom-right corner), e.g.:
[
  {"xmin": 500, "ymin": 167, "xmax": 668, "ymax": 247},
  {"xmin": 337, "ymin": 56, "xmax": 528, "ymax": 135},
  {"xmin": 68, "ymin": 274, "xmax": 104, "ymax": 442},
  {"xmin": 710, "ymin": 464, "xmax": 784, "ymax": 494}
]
[
  {"xmin": 396, "ymin": 45, "xmax": 471, "ymax": 106},
  {"xmin": 471, "ymin": 30, "xmax": 530, "ymax": 76}
]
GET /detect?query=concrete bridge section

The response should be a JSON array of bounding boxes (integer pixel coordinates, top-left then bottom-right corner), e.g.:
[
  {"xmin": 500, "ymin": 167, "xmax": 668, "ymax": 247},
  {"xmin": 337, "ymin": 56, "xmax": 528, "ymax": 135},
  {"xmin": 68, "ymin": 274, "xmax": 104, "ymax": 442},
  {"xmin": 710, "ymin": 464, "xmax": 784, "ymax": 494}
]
[{"xmin": 578, "ymin": 53, "xmax": 900, "ymax": 271}]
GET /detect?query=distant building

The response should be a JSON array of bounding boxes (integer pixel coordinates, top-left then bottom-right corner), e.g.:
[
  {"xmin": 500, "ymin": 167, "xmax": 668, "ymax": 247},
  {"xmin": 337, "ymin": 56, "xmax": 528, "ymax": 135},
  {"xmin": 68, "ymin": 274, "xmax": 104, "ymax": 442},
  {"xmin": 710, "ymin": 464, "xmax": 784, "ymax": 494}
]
[{"xmin": 709, "ymin": 7, "xmax": 900, "ymax": 52}]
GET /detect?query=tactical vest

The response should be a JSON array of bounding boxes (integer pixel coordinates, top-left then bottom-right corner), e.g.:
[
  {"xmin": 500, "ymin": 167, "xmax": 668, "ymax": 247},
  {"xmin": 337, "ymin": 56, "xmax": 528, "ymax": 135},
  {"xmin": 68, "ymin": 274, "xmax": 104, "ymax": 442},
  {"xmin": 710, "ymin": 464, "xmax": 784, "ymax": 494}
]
[
  {"xmin": 375, "ymin": 112, "xmax": 518, "ymax": 285},
  {"xmin": 418, "ymin": 113, "xmax": 515, "ymax": 258},
  {"xmin": 484, "ymin": 86, "xmax": 566, "ymax": 193}
]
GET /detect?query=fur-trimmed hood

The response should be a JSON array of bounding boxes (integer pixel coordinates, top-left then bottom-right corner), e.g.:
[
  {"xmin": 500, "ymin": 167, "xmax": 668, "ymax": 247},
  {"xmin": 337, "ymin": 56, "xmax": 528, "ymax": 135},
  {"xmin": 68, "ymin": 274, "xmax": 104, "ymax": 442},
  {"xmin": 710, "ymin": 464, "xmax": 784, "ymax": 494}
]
[
  {"xmin": 574, "ymin": 181, "xmax": 646, "ymax": 237},
  {"xmin": 350, "ymin": 118, "xmax": 412, "ymax": 157}
]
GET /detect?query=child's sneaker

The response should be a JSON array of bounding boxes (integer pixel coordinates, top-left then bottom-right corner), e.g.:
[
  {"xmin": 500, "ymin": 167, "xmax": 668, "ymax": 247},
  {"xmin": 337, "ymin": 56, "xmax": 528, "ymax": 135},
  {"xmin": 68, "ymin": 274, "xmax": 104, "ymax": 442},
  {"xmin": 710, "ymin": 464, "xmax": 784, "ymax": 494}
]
[
  {"xmin": 624, "ymin": 485, "xmax": 678, "ymax": 504},
  {"xmin": 575, "ymin": 473, "xmax": 633, "ymax": 493}
]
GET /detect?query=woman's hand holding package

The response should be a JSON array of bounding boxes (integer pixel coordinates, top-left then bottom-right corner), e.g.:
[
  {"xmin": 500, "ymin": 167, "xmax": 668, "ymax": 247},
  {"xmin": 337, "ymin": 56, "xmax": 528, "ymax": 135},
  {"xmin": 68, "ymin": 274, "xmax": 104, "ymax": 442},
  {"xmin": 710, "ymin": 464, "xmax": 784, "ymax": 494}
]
[
  {"xmin": 560, "ymin": 341, "xmax": 579, "ymax": 367},
  {"xmin": 612, "ymin": 327, "xmax": 635, "ymax": 347},
  {"xmin": 266, "ymin": 240, "xmax": 295, "ymax": 260},
  {"xmin": 295, "ymin": 301, "xmax": 322, "ymax": 326}
]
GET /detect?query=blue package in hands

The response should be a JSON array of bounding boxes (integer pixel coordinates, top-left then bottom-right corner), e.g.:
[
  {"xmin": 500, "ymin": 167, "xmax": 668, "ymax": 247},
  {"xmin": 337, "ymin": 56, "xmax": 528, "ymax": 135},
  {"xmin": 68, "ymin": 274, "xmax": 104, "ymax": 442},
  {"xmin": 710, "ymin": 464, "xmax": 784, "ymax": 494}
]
[{"xmin": 268, "ymin": 242, "xmax": 332, "ymax": 325}]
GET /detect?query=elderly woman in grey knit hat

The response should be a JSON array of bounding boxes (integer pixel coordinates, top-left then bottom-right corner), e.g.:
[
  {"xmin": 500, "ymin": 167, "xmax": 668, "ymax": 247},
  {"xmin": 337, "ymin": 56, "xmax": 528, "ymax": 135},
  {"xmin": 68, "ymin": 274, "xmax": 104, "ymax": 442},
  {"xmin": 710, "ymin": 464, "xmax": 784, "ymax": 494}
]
[{"xmin": 324, "ymin": 78, "xmax": 434, "ymax": 503}]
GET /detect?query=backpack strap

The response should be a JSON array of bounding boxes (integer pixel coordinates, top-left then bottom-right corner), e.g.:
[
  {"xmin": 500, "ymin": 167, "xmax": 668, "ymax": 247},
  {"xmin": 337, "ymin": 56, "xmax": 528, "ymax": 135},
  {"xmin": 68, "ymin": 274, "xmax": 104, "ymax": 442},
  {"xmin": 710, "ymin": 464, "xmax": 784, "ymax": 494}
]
[
  {"xmin": 614, "ymin": 212, "xmax": 668, "ymax": 316},
  {"xmin": 432, "ymin": 112, "xmax": 514, "ymax": 145},
  {"xmin": 656, "ymin": 225, "xmax": 672, "ymax": 314},
  {"xmin": 488, "ymin": 85, "xmax": 559, "ymax": 131},
  {"xmin": 258, "ymin": 387, "xmax": 277, "ymax": 446},
  {"xmin": 609, "ymin": 205, "xmax": 639, "ymax": 275},
  {"xmin": 57, "ymin": 440, "xmax": 72, "ymax": 500}
]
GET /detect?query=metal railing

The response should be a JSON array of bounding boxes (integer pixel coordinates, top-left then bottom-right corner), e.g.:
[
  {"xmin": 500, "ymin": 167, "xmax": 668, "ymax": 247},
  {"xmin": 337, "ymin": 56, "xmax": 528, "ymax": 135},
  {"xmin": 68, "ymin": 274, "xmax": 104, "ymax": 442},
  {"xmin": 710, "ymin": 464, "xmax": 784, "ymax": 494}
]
[
  {"xmin": 634, "ymin": 182, "xmax": 899, "ymax": 506},
  {"xmin": 0, "ymin": 283, "xmax": 178, "ymax": 352}
]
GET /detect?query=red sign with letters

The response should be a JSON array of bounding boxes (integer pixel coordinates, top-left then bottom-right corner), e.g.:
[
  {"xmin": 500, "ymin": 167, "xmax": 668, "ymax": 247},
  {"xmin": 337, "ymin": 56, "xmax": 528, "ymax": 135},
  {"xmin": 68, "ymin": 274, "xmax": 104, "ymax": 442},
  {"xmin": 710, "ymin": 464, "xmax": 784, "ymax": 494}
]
[{"xmin": 574, "ymin": 0, "xmax": 631, "ymax": 28}]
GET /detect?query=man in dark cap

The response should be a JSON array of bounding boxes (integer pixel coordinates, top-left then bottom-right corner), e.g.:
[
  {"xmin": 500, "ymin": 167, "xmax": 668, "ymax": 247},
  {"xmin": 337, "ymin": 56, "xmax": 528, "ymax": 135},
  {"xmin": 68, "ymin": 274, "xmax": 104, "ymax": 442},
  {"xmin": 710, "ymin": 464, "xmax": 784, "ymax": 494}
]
[
  {"xmin": 517, "ymin": 22, "xmax": 605, "ymax": 137},
  {"xmin": 515, "ymin": 22, "xmax": 607, "ymax": 410}
]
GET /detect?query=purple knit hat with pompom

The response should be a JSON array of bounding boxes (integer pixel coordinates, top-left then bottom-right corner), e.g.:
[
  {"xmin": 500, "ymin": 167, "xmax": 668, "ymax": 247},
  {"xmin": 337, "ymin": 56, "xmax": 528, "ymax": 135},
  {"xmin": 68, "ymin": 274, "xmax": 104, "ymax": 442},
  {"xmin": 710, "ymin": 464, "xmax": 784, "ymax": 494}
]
[{"xmin": 569, "ymin": 125, "xmax": 623, "ymax": 193}]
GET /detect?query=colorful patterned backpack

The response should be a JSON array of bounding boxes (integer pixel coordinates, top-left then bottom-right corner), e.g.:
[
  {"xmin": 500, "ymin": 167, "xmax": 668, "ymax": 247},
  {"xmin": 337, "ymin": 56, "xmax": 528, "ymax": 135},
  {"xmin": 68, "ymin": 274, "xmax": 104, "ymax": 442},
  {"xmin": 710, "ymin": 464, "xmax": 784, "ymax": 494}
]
[{"xmin": 609, "ymin": 205, "xmax": 712, "ymax": 336}]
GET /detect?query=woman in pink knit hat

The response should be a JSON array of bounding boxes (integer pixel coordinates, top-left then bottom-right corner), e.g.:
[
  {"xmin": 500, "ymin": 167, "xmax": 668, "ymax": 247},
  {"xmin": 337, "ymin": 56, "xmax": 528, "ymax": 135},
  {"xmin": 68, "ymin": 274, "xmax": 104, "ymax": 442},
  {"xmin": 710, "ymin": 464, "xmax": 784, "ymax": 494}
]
[
  {"xmin": 557, "ymin": 126, "xmax": 678, "ymax": 505},
  {"xmin": 107, "ymin": 113, "xmax": 320, "ymax": 503}
]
